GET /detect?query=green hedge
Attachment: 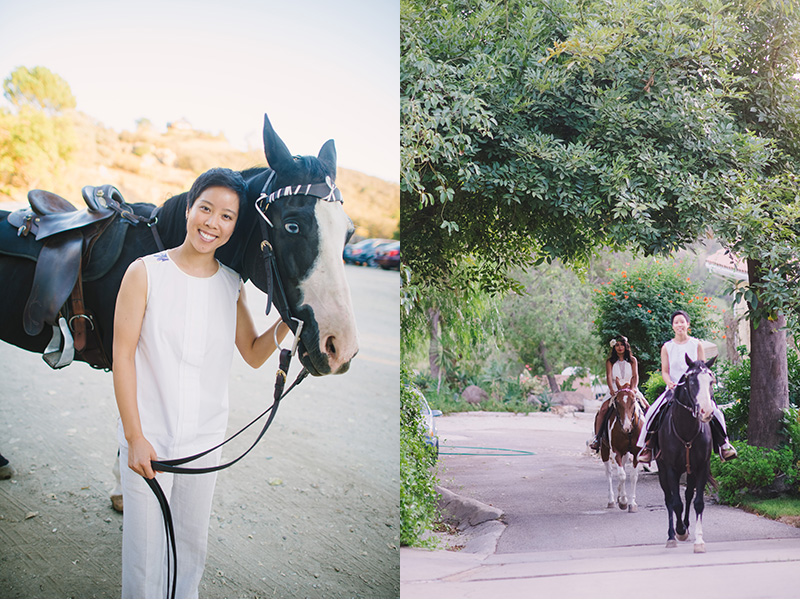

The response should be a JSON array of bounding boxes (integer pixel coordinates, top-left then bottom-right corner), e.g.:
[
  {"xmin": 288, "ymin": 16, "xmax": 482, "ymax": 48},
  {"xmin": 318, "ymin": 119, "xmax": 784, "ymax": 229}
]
[{"xmin": 400, "ymin": 366, "xmax": 439, "ymax": 546}]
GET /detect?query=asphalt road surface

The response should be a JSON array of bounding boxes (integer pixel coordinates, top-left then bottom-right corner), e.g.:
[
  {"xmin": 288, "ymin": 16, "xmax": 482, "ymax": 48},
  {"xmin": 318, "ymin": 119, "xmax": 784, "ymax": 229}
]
[
  {"xmin": 0, "ymin": 263, "xmax": 399, "ymax": 599},
  {"xmin": 436, "ymin": 411, "xmax": 800, "ymax": 553}
]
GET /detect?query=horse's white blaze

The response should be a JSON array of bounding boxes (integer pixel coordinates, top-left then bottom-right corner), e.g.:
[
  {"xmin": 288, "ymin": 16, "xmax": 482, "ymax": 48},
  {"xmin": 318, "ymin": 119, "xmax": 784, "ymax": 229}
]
[
  {"xmin": 696, "ymin": 371, "xmax": 715, "ymax": 422},
  {"xmin": 298, "ymin": 202, "xmax": 358, "ymax": 373}
]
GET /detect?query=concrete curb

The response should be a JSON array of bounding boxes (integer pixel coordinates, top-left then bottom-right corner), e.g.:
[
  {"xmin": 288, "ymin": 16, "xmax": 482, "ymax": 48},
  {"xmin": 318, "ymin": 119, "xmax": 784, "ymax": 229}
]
[{"xmin": 436, "ymin": 485, "xmax": 506, "ymax": 554}]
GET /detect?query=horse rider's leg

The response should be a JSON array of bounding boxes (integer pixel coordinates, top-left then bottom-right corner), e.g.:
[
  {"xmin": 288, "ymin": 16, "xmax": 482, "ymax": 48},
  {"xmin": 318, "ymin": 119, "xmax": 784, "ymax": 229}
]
[
  {"xmin": 693, "ymin": 475, "xmax": 707, "ymax": 553},
  {"xmin": 637, "ymin": 392, "xmax": 672, "ymax": 463},
  {"xmin": 711, "ymin": 407, "xmax": 738, "ymax": 461},
  {"xmin": 604, "ymin": 457, "xmax": 616, "ymax": 509},
  {"xmin": 0, "ymin": 451, "xmax": 14, "ymax": 480},
  {"xmin": 110, "ymin": 449, "xmax": 123, "ymax": 513},
  {"xmin": 590, "ymin": 398, "xmax": 611, "ymax": 450}
]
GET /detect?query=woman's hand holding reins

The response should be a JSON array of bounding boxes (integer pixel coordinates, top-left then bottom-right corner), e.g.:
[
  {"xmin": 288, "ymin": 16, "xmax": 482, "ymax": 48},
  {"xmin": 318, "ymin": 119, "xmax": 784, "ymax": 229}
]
[{"xmin": 128, "ymin": 436, "xmax": 160, "ymax": 479}]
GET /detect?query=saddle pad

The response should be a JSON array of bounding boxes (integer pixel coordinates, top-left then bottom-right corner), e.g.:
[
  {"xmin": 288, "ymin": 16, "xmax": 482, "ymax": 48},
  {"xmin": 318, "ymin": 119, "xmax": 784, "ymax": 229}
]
[
  {"xmin": 0, "ymin": 211, "xmax": 42, "ymax": 262},
  {"xmin": 0, "ymin": 210, "xmax": 131, "ymax": 282}
]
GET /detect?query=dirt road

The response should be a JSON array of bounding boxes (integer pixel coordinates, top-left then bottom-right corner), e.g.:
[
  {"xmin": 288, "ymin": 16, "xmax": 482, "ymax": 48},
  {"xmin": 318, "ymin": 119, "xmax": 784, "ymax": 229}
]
[{"xmin": 0, "ymin": 264, "xmax": 399, "ymax": 598}]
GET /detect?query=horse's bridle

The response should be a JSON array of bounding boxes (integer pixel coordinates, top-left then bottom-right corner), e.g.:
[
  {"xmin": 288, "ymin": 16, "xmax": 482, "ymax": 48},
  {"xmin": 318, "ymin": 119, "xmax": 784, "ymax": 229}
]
[
  {"xmin": 146, "ymin": 169, "xmax": 344, "ymax": 599},
  {"xmin": 254, "ymin": 170, "xmax": 344, "ymax": 353},
  {"xmin": 669, "ymin": 366, "xmax": 715, "ymax": 474}
]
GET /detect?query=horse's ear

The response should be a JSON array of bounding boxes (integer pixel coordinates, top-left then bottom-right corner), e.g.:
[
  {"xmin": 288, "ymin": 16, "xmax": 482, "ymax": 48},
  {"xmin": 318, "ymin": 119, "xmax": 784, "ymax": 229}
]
[
  {"xmin": 685, "ymin": 353, "xmax": 694, "ymax": 367},
  {"xmin": 705, "ymin": 356, "xmax": 716, "ymax": 369},
  {"xmin": 263, "ymin": 113, "xmax": 293, "ymax": 171},
  {"xmin": 318, "ymin": 139, "xmax": 337, "ymax": 180}
]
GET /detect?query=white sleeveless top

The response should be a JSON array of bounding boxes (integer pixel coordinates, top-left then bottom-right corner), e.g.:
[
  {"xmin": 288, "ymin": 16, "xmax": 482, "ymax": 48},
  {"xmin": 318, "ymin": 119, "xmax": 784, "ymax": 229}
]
[
  {"xmin": 611, "ymin": 359, "xmax": 633, "ymax": 387},
  {"xmin": 664, "ymin": 337, "xmax": 700, "ymax": 384},
  {"xmin": 117, "ymin": 251, "xmax": 241, "ymax": 458}
]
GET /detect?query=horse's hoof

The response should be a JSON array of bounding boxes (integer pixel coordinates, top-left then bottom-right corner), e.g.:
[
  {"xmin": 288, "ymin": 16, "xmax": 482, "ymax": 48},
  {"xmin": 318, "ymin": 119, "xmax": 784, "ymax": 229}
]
[
  {"xmin": 666, "ymin": 539, "xmax": 677, "ymax": 548},
  {"xmin": 618, "ymin": 502, "xmax": 627, "ymax": 510},
  {"xmin": 607, "ymin": 502, "xmax": 615, "ymax": 509},
  {"xmin": 111, "ymin": 494, "xmax": 123, "ymax": 513},
  {"xmin": 694, "ymin": 543, "xmax": 706, "ymax": 553},
  {"xmin": 0, "ymin": 463, "xmax": 15, "ymax": 480},
  {"xmin": 677, "ymin": 532, "xmax": 689, "ymax": 542},
  {"xmin": 628, "ymin": 504, "xmax": 638, "ymax": 513}
]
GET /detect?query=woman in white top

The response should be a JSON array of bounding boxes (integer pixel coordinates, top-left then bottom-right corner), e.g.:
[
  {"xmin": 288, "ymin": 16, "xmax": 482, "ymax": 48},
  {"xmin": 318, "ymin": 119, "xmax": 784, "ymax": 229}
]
[
  {"xmin": 636, "ymin": 310, "xmax": 737, "ymax": 463},
  {"xmin": 589, "ymin": 336, "xmax": 649, "ymax": 451},
  {"xmin": 113, "ymin": 168, "xmax": 290, "ymax": 598}
]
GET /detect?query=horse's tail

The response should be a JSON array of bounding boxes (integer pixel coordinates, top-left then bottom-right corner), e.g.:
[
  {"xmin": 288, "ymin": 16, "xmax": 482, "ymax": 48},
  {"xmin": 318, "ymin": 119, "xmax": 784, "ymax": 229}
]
[{"xmin": 705, "ymin": 472, "xmax": 719, "ymax": 491}]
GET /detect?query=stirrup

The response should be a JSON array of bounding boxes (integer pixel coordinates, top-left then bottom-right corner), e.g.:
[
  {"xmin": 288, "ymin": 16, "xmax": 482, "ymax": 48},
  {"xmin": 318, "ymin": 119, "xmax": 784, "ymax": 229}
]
[{"xmin": 43, "ymin": 317, "xmax": 74, "ymax": 369}]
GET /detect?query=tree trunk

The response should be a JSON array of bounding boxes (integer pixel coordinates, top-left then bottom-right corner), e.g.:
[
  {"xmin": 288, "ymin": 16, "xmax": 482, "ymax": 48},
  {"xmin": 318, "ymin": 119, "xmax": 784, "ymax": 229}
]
[
  {"xmin": 723, "ymin": 310, "xmax": 740, "ymax": 365},
  {"xmin": 747, "ymin": 260, "xmax": 789, "ymax": 448},
  {"xmin": 427, "ymin": 308, "xmax": 441, "ymax": 381},
  {"xmin": 539, "ymin": 340, "xmax": 560, "ymax": 394}
]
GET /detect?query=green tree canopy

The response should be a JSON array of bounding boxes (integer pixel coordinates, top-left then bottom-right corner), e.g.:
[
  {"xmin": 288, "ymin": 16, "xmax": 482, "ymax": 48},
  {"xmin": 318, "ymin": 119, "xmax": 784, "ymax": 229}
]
[
  {"xmin": 3, "ymin": 65, "xmax": 77, "ymax": 112},
  {"xmin": 401, "ymin": 0, "xmax": 800, "ymax": 447}
]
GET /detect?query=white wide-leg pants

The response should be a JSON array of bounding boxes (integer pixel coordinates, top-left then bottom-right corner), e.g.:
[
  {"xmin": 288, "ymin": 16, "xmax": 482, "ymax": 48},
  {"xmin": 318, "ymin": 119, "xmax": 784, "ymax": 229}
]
[
  {"xmin": 636, "ymin": 391, "xmax": 729, "ymax": 448},
  {"xmin": 120, "ymin": 445, "xmax": 220, "ymax": 599}
]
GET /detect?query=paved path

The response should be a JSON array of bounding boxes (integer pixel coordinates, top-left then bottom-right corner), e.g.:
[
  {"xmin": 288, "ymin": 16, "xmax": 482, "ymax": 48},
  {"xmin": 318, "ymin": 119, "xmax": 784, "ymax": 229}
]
[{"xmin": 401, "ymin": 411, "xmax": 800, "ymax": 598}]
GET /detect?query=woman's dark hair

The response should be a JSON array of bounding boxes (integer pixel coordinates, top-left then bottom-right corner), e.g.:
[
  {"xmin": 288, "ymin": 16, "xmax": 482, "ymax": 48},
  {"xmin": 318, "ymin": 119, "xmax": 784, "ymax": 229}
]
[
  {"xmin": 671, "ymin": 310, "xmax": 690, "ymax": 324},
  {"xmin": 186, "ymin": 167, "xmax": 248, "ymax": 211},
  {"xmin": 608, "ymin": 336, "xmax": 632, "ymax": 364}
]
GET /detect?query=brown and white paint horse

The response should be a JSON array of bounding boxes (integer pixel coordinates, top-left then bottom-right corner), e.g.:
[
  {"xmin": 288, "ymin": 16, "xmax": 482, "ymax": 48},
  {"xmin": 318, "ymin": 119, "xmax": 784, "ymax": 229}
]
[{"xmin": 600, "ymin": 388, "xmax": 645, "ymax": 512}]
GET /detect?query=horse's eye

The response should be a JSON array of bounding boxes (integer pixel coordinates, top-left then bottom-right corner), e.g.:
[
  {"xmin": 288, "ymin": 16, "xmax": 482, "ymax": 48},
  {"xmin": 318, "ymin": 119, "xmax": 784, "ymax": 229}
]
[{"xmin": 284, "ymin": 222, "xmax": 300, "ymax": 234}]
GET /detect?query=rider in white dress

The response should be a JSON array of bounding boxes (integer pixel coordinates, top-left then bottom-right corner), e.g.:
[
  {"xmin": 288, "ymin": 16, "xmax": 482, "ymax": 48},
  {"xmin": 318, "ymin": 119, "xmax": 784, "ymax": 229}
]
[
  {"xmin": 636, "ymin": 310, "xmax": 737, "ymax": 463},
  {"xmin": 589, "ymin": 336, "xmax": 649, "ymax": 451}
]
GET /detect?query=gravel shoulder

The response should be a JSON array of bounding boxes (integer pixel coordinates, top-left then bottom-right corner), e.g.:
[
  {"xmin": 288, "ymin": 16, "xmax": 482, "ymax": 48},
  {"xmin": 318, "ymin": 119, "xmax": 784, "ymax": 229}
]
[{"xmin": 0, "ymin": 264, "xmax": 399, "ymax": 599}]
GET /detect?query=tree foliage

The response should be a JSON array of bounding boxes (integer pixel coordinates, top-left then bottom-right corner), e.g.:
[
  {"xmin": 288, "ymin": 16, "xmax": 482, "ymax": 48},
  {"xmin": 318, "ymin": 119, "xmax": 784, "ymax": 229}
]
[
  {"xmin": 502, "ymin": 261, "xmax": 602, "ymax": 378},
  {"xmin": 0, "ymin": 66, "xmax": 77, "ymax": 189},
  {"xmin": 401, "ymin": 0, "xmax": 800, "ymax": 447},
  {"xmin": 401, "ymin": 0, "xmax": 778, "ymax": 291},
  {"xmin": 3, "ymin": 65, "xmax": 77, "ymax": 112}
]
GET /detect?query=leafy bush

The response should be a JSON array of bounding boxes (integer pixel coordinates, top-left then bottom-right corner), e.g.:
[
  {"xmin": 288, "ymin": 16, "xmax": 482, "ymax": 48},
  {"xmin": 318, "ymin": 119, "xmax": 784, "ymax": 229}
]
[
  {"xmin": 716, "ymin": 348, "xmax": 800, "ymax": 441},
  {"xmin": 400, "ymin": 367, "xmax": 439, "ymax": 546},
  {"xmin": 711, "ymin": 442, "xmax": 798, "ymax": 504},
  {"xmin": 592, "ymin": 260, "xmax": 716, "ymax": 375},
  {"xmin": 642, "ymin": 371, "xmax": 666, "ymax": 405},
  {"xmin": 714, "ymin": 352, "xmax": 752, "ymax": 441}
]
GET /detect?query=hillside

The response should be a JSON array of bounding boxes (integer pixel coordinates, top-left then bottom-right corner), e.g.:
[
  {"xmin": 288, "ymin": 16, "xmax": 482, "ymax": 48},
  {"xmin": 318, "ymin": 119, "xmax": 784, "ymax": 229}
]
[{"xmin": 1, "ymin": 111, "xmax": 398, "ymax": 240}]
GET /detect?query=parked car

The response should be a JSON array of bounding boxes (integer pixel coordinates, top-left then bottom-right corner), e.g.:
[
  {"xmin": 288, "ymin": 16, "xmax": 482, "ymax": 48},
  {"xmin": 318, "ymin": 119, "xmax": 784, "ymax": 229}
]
[
  {"xmin": 342, "ymin": 238, "xmax": 394, "ymax": 266},
  {"xmin": 374, "ymin": 240, "xmax": 400, "ymax": 270}
]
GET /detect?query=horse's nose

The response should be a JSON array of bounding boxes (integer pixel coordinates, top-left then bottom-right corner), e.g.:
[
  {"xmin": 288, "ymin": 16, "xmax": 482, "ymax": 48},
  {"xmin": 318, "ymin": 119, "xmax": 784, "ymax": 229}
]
[{"xmin": 324, "ymin": 335, "xmax": 358, "ymax": 374}]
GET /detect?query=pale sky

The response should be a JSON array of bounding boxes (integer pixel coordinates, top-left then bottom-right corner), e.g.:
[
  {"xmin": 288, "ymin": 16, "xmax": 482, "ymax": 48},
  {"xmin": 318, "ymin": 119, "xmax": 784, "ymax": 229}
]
[{"xmin": 0, "ymin": 0, "xmax": 399, "ymax": 182}]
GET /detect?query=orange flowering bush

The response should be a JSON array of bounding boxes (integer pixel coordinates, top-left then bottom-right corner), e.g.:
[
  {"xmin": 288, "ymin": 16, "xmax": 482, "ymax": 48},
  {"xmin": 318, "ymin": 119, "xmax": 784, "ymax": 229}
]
[{"xmin": 592, "ymin": 260, "xmax": 714, "ymax": 374}]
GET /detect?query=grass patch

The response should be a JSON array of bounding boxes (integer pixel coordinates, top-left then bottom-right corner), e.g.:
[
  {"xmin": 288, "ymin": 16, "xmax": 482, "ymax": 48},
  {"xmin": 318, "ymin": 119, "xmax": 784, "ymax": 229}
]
[{"xmin": 737, "ymin": 495, "xmax": 800, "ymax": 523}]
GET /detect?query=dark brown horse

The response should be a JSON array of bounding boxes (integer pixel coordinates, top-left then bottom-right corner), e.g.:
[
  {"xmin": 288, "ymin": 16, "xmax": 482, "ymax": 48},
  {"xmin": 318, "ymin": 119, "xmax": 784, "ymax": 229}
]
[{"xmin": 600, "ymin": 388, "xmax": 645, "ymax": 512}]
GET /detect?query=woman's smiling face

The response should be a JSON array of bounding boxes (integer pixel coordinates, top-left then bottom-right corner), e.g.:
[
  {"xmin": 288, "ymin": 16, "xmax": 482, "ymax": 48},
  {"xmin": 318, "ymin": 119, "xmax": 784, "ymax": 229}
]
[
  {"xmin": 672, "ymin": 313, "xmax": 689, "ymax": 336},
  {"xmin": 185, "ymin": 186, "xmax": 239, "ymax": 253}
]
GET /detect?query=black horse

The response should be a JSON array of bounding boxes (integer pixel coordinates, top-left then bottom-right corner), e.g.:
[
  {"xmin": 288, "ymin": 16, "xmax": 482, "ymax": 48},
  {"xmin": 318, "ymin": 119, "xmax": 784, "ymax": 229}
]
[
  {"xmin": 0, "ymin": 113, "xmax": 359, "ymax": 479},
  {"xmin": 656, "ymin": 355, "xmax": 717, "ymax": 553}
]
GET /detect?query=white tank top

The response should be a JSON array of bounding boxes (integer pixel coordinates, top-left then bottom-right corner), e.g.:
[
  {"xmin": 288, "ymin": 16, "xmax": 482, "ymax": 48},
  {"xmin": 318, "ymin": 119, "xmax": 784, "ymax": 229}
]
[
  {"xmin": 664, "ymin": 337, "xmax": 700, "ymax": 384},
  {"xmin": 611, "ymin": 359, "xmax": 633, "ymax": 387},
  {"xmin": 117, "ymin": 251, "xmax": 241, "ymax": 457}
]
